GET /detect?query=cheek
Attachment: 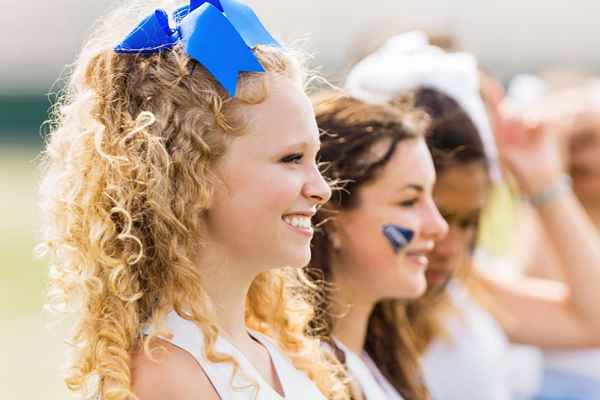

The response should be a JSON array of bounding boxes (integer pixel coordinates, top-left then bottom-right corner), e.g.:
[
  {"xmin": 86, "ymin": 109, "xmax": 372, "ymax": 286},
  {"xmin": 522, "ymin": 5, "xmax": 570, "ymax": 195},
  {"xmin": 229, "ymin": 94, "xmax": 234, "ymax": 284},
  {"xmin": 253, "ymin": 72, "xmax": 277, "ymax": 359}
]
[
  {"xmin": 337, "ymin": 209, "xmax": 428, "ymax": 298},
  {"xmin": 570, "ymin": 141, "xmax": 600, "ymax": 168},
  {"xmin": 260, "ymin": 171, "xmax": 303, "ymax": 213},
  {"xmin": 431, "ymin": 226, "xmax": 467, "ymax": 260},
  {"xmin": 396, "ymin": 206, "xmax": 431, "ymax": 242},
  {"xmin": 341, "ymin": 208, "xmax": 421, "ymax": 272},
  {"xmin": 230, "ymin": 166, "xmax": 302, "ymax": 214},
  {"xmin": 344, "ymin": 208, "xmax": 415, "ymax": 248},
  {"xmin": 585, "ymin": 147, "xmax": 600, "ymax": 167},
  {"xmin": 206, "ymin": 172, "xmax": 289, "ymax": 243}
]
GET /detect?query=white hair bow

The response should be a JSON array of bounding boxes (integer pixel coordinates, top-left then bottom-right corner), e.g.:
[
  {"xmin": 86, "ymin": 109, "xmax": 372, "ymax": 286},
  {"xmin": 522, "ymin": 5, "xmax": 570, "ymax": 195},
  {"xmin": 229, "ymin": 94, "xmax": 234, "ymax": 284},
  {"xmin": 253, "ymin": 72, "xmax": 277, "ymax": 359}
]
[{"xmin": 345, "ymin": 31, "xmax": 500, "ymax": 181}]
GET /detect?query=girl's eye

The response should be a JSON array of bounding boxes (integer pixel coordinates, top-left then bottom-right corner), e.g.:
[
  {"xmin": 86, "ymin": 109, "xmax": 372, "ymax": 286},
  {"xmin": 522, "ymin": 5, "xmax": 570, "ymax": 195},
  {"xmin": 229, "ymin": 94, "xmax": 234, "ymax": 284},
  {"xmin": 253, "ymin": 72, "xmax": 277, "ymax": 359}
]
[
  {"xmin": 280, "ymin": 153, "xmax": 304, "ymax": 164},
  {"xmin": 398, "ymin": 198, "xmax": 418, "ymax": 207},
  {"xmin": 459, "ymin": 218, "xmax": 479, "ymax": 231}
]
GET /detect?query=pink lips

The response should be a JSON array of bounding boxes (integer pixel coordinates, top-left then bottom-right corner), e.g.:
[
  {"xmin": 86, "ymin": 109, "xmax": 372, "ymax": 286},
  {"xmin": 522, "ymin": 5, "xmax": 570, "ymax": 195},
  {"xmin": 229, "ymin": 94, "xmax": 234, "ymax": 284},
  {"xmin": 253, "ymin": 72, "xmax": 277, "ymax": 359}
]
[
  {"xmin": 285, "ymin": 223, "xmax": 313, "ymax": 237},
  {"xmin": 404, "ymin": 244, "xmax": 434, "ymax": 269},
  {"xmin": 282, "ymin": 211, "xmax": 315, "ymax": 238},
  {"xmin": 405, "ymin": 252, "xmax": 430, "ymax": 268}
]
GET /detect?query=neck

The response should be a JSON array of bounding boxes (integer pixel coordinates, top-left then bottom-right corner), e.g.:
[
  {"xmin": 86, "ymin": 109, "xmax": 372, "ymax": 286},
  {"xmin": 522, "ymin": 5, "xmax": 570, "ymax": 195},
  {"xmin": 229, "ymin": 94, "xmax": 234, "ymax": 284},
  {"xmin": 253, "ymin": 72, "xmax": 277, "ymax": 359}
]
[
  {"xmin": 195, "ymin": 245, "xmax": 257, "ymax": 346},
  {"xmin": 582, "ymin": 202, "xmax": 600, "ymax": 230},
  {"xmin": 332, "ymin": 302, "xmax": 374, "ymax": 356},
  {"xmin": 573, "ymin": 187, "xmax": 600, "ymax": 229},
  {"xmin": 329, "ymin": 264, "xmax": 376, "ymax": 356}
]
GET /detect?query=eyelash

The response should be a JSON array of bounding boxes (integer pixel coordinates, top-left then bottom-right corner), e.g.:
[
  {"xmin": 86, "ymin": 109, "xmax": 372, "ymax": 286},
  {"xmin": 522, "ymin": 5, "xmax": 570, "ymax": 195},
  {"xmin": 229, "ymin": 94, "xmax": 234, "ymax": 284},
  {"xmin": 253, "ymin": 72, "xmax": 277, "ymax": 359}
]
[
  {"xmin": 398, "ymin": 198, "xmax": 418, "ymax": 207},
  {"xmin": 442, "ymin": 215, "xmax": 479, "ymax": 231},
  {"xmin": 280, "ymin": 153, "xmax": 304, "ymax": 164}
]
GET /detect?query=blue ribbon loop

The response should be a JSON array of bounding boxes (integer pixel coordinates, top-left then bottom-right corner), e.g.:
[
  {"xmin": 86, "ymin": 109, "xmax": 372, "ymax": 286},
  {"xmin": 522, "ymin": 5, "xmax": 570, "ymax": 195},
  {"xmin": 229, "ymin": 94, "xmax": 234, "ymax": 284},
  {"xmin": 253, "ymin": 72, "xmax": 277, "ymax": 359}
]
[
  {"xmin": 114, "ymin": 0, "xmax": 280, "ymax": 97},
  {"xmin": 114, "ymin": 10, "xmax": 178, "ymax": 53},
  {"xmin": 191, "ymin": 0, "xmax": 223, "ymax": 12}
]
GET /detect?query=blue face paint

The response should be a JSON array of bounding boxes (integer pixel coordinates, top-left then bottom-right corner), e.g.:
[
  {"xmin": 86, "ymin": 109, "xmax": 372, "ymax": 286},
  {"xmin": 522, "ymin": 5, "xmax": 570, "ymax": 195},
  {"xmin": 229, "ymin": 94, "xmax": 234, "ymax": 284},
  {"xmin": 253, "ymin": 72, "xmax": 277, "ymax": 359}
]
[{"xmin": 382, "ymin": 224, "xmax": 414, "ymax": 254}]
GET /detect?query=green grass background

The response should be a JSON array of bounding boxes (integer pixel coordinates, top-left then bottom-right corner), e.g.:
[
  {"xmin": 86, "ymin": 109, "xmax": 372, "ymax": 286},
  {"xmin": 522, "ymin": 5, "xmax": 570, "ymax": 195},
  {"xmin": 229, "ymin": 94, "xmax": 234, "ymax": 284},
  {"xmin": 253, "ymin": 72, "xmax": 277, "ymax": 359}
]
[{"xmin": 0, "ymin": 145, "xmax": 70, "ymax": 400}]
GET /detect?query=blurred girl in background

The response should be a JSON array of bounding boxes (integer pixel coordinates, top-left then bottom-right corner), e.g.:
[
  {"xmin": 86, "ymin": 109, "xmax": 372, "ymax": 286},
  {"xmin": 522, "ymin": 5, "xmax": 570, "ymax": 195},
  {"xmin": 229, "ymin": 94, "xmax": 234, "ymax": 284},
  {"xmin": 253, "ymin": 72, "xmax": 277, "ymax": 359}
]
[
  {"xmin": 344, "ymin": 32, "xmax": 600, "ymax": 400},
  {"xmin": 308, "ymin": 93, "xmax": 448, "ymax": 399}
]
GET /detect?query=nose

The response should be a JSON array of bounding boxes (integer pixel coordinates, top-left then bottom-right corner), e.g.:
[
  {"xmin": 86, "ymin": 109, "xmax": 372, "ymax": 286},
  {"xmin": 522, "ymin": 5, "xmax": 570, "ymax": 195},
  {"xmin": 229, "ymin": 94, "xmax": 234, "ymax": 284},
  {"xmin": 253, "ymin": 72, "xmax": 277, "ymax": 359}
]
[
  {"xmin": 433, "ymin": 224, "xmax": 461, "ymax": 260},
  {"xmin": 422, "ymin": 199, "xmax": 449, "ymax": 241},
  {"xmin": 303, "ymin": 164, "xmax": 332, "ymax": 205}
]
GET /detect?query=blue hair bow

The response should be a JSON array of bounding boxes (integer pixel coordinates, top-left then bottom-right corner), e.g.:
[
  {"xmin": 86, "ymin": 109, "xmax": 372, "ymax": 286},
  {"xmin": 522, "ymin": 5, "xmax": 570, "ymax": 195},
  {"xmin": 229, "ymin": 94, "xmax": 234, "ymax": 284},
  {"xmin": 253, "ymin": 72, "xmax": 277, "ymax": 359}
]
[{"xmin": 114, "ymin": 0, "xmax": 280, "ymax": 97}]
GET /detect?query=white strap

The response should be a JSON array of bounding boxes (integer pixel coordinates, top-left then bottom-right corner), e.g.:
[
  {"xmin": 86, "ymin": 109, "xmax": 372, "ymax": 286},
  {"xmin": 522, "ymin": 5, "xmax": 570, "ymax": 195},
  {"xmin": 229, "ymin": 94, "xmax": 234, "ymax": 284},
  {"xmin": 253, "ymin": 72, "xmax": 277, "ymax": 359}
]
[
  {"xmin": 162, "ymin": 311, "xmax": 283, "ymax": 400},
  {"xmin": 250, "ymin": 330, "xmax": 328, "ymax": 400},
  {"xmin": 333, "ymin": 338, "xmax": 404, "ymax": 400}
]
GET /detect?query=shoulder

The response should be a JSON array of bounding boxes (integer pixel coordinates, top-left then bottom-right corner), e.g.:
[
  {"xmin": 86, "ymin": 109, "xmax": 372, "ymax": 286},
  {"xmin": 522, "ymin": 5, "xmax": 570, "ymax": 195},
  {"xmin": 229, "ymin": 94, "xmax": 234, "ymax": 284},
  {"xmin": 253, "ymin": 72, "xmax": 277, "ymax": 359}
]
[{"xmin": 131, "ymin": 338, "xmax": 219, "ymax": 400}]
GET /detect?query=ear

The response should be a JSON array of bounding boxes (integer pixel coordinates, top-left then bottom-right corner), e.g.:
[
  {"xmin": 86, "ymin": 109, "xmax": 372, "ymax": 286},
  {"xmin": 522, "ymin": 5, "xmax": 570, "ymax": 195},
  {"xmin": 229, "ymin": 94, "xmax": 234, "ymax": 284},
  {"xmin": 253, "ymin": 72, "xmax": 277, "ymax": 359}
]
[
  {"xmin": 322, "ymin": 206, "xmax": 345, "ymax": 251},
  {"xmin": 329, "ymin": 229, "xmax": 342, "ymax": 250}
]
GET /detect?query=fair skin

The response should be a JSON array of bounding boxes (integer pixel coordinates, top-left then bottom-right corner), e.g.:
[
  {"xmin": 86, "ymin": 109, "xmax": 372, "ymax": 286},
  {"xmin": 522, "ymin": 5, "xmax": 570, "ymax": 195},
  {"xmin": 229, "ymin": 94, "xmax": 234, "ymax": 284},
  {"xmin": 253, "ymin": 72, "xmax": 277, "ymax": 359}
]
[
  {"xmin": 499, "ymin": 83, "xmax": 600, "ymax": 279},
  {"xmin": 485, "ymin": 116, "xmax": 600, "ymax": 347},
  {"xmin": 515, "ymin": 117, "xmax": 600, "ymax": 282},
  {"xmin": 329, "ymin": 137, "xmax": 448, "ymax": 355},
  {"xmin": 429, "ymin": 115, "xmax": 600, "ymax": 349},
  {"xmin": 132, "ymin": 74, "xmax": 331, "ymax": 399}
]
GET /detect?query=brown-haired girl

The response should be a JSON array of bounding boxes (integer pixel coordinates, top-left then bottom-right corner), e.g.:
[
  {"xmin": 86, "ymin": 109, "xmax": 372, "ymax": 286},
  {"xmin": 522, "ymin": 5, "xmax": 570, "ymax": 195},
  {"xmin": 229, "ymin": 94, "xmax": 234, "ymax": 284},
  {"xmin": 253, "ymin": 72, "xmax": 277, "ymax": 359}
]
[{"xmin": 308, "ymin": 94, "xmax": 448, "ymax": 400}]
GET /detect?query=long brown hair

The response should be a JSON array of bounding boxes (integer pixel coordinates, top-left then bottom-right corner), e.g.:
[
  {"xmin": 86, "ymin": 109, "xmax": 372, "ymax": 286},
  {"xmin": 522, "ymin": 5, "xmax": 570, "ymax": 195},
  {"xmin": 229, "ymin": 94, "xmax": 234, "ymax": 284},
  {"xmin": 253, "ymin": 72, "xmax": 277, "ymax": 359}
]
[
  {"xmin": 405, "ymin": 87, "xmax": 490, "ymax": 354},
  {"xmin": 308, "ymin": 94, "xmax": 431, "ymax": 400}
]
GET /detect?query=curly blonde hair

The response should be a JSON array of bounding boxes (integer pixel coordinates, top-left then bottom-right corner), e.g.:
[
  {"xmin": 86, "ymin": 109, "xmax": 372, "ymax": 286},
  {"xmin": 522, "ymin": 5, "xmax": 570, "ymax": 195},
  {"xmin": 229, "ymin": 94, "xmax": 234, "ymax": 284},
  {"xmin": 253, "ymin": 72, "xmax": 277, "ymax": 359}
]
[{"xmin": 38, "ymin": 1, "xmax": 349, "ymax": 399}]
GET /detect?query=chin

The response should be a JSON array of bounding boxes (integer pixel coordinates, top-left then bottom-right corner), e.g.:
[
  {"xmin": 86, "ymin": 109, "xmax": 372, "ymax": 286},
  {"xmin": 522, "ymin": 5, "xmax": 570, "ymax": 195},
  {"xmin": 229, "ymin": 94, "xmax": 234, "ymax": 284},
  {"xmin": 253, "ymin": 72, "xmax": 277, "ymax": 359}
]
[
  {"xmin": 393, "ymin": 272, "xmax": 428, "ymax": 300},
  {"xmin": 409, "ymin": 273, "xmax": 429, "ymax": 298},
  {"xmin": 278, "ymin": 247, "xmax": 312, "ymax": 269}
]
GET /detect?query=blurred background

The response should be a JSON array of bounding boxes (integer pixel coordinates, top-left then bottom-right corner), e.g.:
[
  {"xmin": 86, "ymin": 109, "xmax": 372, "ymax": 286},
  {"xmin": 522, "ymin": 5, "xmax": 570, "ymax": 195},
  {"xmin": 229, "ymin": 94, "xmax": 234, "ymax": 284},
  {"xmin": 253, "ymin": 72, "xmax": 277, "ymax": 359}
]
[{"xmin": 2, "ymin": 0, "xmax": 600, "ymax": 398}]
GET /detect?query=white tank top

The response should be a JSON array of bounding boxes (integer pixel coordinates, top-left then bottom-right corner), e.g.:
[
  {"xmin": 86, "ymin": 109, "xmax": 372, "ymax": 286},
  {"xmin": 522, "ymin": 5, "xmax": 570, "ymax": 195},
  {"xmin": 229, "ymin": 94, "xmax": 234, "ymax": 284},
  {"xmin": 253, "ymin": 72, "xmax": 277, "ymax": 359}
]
[
  {"xmin": 332, "ymin": 339, "xmax": 405, "ymax": 400},
  {"xmin": 543, "ymin": 349, "xmax": 600, "ymax": 381},
  {"xmin": 161, "ymin": 311, "xmax": 327, "ymax": 400},
  {"xmin": 420, "ymin": 283, "xmax": 543, "ymax": 400}
]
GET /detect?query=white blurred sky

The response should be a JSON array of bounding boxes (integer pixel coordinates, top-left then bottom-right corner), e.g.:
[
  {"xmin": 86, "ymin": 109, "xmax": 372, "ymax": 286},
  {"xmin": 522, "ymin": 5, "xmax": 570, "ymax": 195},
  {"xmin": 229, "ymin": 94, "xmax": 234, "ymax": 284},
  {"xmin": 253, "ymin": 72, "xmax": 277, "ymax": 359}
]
[{"xmin": 2, "ymin": 0, "xmax": 600, "ymax": 92}]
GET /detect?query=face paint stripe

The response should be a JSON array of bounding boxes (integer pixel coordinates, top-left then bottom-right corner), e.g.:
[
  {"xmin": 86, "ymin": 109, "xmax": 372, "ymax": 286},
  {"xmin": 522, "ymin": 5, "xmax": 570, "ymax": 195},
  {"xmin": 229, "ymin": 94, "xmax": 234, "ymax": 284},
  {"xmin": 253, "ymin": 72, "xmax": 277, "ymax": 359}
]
[{"xmin": 382, "ymin": 224, "xmax": 414, "ymax": 254}]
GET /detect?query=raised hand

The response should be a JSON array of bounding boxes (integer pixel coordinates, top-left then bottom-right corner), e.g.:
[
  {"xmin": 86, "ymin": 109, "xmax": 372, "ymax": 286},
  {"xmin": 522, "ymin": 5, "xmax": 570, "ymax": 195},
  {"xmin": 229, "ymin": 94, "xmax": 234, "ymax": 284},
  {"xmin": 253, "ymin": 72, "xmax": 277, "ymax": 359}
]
[{"xmin": 494, "ymin": 111, "xmax": 564, "ymax": 197}]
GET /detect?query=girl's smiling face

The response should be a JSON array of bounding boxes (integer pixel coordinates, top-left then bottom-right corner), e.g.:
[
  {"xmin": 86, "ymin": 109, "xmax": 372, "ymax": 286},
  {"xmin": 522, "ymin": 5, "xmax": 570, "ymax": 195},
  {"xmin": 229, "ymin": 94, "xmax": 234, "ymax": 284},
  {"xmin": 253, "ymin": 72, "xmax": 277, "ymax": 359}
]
[
  {"xmin": 330, "ymin": 137, "xmax": 448, "ymax": 301},
  {"xmin": 205, "ymin": 75, "xmax": 331, "ymax": 272}
]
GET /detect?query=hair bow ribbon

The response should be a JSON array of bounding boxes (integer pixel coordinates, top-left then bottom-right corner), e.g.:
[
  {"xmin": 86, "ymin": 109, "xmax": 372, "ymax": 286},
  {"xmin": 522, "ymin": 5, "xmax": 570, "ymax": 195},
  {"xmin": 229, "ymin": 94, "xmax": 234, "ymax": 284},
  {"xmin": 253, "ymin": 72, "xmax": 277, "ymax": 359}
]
[{"xmin": 115, "ymin": 0, "xmax": 280, "ymax": 97}]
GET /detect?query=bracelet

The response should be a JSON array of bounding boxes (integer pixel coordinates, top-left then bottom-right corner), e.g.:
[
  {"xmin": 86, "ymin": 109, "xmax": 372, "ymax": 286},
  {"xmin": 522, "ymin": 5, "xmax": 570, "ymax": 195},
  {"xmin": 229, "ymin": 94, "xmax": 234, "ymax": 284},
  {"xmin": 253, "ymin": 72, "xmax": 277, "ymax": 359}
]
[{"xmin": 525, "ymin": 174, "xmax": 572, "ymax": 207}]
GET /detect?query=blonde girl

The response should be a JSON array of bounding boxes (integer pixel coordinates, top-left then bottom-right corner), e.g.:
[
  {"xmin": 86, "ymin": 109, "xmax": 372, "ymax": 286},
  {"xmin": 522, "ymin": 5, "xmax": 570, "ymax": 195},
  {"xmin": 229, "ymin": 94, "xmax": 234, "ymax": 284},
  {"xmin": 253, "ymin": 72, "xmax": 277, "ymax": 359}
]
[{"xmin": 38, "ymin": 1, "xmax": 349, "ymax": 399}]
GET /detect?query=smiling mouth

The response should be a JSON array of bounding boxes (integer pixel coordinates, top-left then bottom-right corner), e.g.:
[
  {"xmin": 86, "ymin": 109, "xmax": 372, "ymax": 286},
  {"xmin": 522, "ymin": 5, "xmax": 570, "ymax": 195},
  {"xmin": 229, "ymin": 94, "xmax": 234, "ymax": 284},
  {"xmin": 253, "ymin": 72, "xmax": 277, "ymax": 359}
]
[
  {"xmin": 282, "ymin": 215, "xmax": 314, "ymax": 236},
  {"xmin": 426, "ymin": 268, "xmax": 450, "ymax": 283},
  {"xmin": 405, "ymin": 252, "xmax": 430, "ymax": 268},
  {"xmin": 425, "ymin": 269, "xmax": 454, "ymax": 294}
]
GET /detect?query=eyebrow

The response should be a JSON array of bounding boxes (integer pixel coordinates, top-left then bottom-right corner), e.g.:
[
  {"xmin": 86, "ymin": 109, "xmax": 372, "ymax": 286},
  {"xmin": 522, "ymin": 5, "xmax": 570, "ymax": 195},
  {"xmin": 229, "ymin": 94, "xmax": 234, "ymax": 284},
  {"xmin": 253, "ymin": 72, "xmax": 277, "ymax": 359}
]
[
  {"xmin": 399, "ymin": 184, "xmax": 424, "ymax": 192},
  {"xmin": 282, "ymin": 138, "xmax": 321, "ymax": 152},
  {"xmin": 440, "ymin": 208, "xmax": 481, "ymax": 219}
]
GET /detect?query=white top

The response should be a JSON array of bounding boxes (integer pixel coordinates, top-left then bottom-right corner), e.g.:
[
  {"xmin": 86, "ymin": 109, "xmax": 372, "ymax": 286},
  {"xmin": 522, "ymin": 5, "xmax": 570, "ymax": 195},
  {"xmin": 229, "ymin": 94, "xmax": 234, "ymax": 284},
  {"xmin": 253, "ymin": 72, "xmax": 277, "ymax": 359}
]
[
  {"xmin": 160, "ymin": 311, "xmax": 326, "ymax": 400},
  {"xmin": 420, "ymin": 283, "xmax": 543, "ymax": 400},
  {"xmin": 333, "ymin": 339, "xmax": 405, "ymax": 400},
  {"xmin": 543, "ymin": 349, "xmax": 600, "ymax": 381}
]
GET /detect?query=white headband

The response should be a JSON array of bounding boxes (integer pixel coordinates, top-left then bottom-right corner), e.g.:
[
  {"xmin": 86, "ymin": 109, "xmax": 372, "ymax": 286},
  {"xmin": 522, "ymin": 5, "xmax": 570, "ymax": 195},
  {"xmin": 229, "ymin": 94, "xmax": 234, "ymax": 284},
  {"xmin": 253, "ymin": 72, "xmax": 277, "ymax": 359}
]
[{"xmin": 345, "ymin": 31, "xmax": 500, "ymax": 181}]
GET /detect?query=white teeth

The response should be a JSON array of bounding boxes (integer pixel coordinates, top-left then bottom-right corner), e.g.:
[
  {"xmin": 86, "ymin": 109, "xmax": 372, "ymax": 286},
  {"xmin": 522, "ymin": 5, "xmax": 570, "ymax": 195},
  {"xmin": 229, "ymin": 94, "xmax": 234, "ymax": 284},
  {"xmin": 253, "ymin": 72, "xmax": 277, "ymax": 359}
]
[{"xmin": 283, "ymin": 215, "xmax": 312, "ymax": 230}]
